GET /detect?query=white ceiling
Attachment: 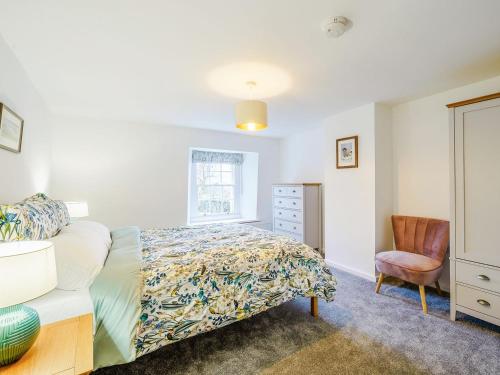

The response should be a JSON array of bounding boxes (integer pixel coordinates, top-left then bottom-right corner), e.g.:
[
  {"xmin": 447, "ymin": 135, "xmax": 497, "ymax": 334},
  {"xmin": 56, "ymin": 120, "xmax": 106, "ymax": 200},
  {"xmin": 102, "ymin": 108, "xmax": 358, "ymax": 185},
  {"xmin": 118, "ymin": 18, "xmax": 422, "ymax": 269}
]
[{"xmin": 1, "ymin": 0, "xmax": 500, "ymax": 137}]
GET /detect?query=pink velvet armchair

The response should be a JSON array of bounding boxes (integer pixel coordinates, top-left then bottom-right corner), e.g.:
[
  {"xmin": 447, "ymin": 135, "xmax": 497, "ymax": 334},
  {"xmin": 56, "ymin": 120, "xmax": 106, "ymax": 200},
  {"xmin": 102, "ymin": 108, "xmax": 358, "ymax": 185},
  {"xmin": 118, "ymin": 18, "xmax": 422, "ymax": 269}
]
[{"xmin": 375, "ymin": 215, "xmax": 450, "ymax": 314}]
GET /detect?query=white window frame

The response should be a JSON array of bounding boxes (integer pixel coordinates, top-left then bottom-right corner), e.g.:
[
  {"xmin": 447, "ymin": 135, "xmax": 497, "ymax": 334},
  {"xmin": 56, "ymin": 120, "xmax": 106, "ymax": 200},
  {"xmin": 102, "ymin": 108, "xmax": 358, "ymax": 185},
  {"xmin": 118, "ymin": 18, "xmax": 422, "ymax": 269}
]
[{"xmin": 188, "ymin": 149, "xmax": 243, "ymax": 224}]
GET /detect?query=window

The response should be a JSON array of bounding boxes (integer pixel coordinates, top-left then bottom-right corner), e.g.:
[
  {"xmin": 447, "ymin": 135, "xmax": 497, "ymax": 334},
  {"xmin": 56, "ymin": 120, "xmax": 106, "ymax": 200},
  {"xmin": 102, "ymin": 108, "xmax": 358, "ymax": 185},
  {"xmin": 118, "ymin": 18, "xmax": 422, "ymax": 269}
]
[
  {"xmin": 188, "ymin": 148, "xmax": 259, "ymax": 225},
  {"xmin": 193, "ymin": 161, "xmax": 241, "ymax": 220},
  {"xmin": 189, "ymin": 149, "xmax": 244, "ymax": 223}
]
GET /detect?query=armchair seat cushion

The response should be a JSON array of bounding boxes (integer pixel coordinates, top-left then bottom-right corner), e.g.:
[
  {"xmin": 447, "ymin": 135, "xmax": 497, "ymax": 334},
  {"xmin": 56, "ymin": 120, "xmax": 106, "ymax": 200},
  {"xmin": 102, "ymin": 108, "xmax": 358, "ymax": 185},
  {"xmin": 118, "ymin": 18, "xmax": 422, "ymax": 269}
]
[{"xmin": 375, "ymin": 250, "xmax": 443, "ymax": 285}]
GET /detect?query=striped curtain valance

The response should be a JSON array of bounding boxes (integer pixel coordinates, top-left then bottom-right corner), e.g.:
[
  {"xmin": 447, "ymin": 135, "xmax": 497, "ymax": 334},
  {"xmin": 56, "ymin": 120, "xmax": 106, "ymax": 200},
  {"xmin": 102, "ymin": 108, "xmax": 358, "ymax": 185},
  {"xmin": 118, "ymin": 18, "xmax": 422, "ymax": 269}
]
[{"xmin": 192, "ymin": 150, "xmax": 244, "ymax": 165}]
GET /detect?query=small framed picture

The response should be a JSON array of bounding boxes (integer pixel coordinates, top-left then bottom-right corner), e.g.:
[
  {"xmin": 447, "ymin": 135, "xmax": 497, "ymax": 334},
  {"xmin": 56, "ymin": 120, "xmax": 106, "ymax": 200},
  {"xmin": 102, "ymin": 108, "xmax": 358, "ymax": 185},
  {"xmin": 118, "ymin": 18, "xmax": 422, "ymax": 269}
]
[
  {"xmin": 336, "ymin": 135, "xmax": 358, "ymax": 169},
  {"xmin": 0, "ymin": 103, "xmax": 24, "ymax": 153}
]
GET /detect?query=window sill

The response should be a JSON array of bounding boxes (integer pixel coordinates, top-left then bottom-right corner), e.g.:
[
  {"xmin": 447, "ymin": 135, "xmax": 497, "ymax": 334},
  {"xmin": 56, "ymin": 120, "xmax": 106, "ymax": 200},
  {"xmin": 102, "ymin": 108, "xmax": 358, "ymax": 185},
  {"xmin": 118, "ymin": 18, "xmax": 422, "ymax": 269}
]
[{"xmin": 188, "ymin": 218, "xmax": 259, "ymax": 226}]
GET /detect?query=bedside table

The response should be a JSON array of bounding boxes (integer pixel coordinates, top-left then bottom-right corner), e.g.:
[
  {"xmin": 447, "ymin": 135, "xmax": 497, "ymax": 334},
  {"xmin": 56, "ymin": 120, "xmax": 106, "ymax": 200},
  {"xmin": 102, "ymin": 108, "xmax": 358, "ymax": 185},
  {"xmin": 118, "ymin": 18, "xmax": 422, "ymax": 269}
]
[{"xmin": 0, "ymin": 314, "xmax": 93, "ymax": 375}]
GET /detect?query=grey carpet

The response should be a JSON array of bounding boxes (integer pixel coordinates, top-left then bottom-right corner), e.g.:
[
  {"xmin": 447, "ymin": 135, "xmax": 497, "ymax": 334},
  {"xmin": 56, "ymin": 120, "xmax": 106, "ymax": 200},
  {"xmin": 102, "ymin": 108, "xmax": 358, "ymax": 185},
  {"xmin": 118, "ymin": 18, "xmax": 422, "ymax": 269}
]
[{"xmin": 95, "ymin": 269, "xmax": 500, "ymax": 375}]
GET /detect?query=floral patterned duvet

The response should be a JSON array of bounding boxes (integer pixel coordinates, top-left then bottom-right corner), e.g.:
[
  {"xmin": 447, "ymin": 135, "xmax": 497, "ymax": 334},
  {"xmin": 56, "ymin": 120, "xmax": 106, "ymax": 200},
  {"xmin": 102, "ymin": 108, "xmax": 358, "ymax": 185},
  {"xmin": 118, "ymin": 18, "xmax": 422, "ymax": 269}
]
[{"xmin": 136, "ymin": 223, "xmax": 336, "ymax": 357}]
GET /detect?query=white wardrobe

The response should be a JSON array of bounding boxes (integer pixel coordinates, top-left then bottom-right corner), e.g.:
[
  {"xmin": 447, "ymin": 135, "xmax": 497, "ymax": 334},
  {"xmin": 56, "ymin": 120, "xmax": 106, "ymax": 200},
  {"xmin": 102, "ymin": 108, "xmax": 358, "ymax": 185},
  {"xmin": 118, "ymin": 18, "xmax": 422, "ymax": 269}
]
[
  {"xmin": 272, "ymin": 183, "xmax": 323, "ymax": 256},
  {"xmin": 449, "ymin": 93, "xmax": 500, "ymax": 326}
]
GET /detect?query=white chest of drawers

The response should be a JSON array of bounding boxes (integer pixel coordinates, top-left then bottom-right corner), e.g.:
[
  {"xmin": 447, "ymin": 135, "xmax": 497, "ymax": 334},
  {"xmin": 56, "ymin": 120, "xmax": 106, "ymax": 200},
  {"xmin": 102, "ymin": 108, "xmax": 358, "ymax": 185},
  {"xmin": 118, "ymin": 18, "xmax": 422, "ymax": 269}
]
[{"xmin": 272, "ymin": 183, "xmax": 323, "ymax": 256}]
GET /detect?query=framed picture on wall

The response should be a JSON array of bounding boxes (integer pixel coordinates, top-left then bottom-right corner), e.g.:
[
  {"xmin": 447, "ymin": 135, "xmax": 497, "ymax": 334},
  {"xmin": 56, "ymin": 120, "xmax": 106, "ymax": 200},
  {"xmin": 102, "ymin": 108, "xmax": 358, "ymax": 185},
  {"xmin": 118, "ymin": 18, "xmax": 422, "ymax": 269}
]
[
  {"xmin": 0, "ymin": 103, "xmax": 24, "ymax": 153},
  {"xmin": 336, "ymin": 135, "xmax": 358, "ymax": 168}
]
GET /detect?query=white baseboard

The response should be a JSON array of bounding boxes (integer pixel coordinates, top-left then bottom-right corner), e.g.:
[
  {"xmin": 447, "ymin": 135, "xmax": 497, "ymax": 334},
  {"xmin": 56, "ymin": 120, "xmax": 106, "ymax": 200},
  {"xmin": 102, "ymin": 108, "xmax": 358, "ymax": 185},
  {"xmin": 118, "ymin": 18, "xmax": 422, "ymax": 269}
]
[{"xmin": 324, "ymin": 259, "xmax": 376, "ymax": 282}]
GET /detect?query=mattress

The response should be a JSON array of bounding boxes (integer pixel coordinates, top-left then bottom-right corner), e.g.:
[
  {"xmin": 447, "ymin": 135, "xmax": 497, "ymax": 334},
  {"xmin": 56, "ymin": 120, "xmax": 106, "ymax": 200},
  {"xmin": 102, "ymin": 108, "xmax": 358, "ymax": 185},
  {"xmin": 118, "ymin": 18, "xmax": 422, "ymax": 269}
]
[{"xmin": 25, "ymin": 287, "xmax": 94, "ymax": 328}]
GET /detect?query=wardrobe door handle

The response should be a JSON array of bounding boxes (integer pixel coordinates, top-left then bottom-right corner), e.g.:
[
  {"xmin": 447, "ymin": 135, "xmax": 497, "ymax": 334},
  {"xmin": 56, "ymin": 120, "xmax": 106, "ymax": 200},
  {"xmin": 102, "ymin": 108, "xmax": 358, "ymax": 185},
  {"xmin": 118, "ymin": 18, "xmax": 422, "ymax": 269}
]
[
  {"xmin": 477, "ymin": 299, "xmax": 490, "ymax": 307},
  {"xmin": 477, "ymin": 274, "xmax": 490, "ymax": 281}
]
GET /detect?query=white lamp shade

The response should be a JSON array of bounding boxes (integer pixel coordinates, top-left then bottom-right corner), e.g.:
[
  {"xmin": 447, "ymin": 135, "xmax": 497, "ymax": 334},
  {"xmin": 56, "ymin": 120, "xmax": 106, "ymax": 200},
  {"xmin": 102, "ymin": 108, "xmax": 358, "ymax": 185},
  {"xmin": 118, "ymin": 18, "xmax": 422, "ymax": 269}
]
[
  {"xmin": 0, "ymin": 241, "xmax": 57, "ymax": 308},
  {"xmin": 235, "ymin": 100, "xmax": 268, "ymax": 131},
  {"xmin": 65, "ymin": 202, "xmax": 89, "ymax": 218}
]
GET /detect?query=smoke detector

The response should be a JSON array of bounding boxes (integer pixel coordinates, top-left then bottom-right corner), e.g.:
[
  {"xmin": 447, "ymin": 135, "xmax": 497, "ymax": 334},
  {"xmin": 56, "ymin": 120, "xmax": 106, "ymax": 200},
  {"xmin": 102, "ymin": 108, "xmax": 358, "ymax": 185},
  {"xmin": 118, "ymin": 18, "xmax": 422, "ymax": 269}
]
[{"xmin": 322, "ymin": 16, "xmax": 349, "ymax": 38}]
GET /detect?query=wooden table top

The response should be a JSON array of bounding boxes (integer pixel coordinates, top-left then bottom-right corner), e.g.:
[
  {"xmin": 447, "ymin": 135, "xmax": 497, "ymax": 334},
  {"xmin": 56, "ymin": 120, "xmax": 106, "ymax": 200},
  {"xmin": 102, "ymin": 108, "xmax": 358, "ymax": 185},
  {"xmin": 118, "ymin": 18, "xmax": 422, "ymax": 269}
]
[{"xmin": 0, "ymin": 313, "xmax": 93, "ymax": 375}]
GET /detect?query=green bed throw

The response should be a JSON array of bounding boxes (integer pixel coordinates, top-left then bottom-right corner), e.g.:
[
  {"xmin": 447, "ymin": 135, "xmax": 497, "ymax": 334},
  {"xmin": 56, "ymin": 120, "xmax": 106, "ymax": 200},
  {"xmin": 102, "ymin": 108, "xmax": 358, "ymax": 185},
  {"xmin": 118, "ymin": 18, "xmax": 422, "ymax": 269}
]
[{"xmin": 90, "ymin": 226, "xmax": 142, "ymax": 370}]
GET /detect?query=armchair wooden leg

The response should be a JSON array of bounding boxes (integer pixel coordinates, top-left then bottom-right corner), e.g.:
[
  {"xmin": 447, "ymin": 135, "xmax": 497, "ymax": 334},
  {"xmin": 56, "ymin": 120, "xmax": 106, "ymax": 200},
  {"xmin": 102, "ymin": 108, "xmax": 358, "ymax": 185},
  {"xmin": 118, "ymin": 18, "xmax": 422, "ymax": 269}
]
[
  {"xmin": 435, "ymin": 280, "xmax": 442, "ymax": 296},
  {"xmin": 310, "ymin": 297, "xmax": 318, "ymax": 318},
  {"xmin": 419, "ymin": 285, "xmax": 428, "ymax": 314},
  {"xmin": 375, "ymin": 273, "xmax": 384, "ymax": 294}
]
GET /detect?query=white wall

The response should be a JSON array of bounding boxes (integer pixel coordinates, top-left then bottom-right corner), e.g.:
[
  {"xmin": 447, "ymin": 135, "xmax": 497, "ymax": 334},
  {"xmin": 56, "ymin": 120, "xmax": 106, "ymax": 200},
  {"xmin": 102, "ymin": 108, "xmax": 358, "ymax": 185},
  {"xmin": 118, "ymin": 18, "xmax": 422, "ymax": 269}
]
[
  {"xmin": 50, "ymin": 115, "xmax": 280, "ymax": 229},
  {"xmin": 323, "ymin": 104, "xmax": 378, "ymax": 280},
  {"xmin": 279, "ymin": 126, "xmax": 325, "ymax": 184},
  {"xmin": 374, "ymin": 104, "xmax": 394, "ymax": 253},
  {"xmin": 240, "ymin": 152, "xmax": 259, "ymax": 221},
  {"xmin": 0, "ymin": 35, "xmax": 51, "ymax": 203}
]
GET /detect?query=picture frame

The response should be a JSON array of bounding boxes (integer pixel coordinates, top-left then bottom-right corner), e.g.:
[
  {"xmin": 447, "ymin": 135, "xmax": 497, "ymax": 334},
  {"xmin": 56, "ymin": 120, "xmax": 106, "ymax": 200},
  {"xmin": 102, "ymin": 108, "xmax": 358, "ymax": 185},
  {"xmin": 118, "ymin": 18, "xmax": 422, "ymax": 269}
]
[
  {"xmin": 336, "ymin": 135, "xmax": 358, "ymax": 169},
  {"xmin": 0, "ymin": 103, "xmax": 24, "ymax": 153}
]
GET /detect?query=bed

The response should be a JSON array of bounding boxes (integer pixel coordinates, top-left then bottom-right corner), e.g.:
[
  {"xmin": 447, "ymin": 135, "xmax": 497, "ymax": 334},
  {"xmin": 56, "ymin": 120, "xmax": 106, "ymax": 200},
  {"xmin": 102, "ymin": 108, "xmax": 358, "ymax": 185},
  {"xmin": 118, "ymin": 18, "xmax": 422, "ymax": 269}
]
[
  {"xmin": 1, "ymin": 194, "xmax": 337, "ymax": 370},
  {"xmin": 90, "ymin": 223, "xmax": 337, "ymax": 369}
]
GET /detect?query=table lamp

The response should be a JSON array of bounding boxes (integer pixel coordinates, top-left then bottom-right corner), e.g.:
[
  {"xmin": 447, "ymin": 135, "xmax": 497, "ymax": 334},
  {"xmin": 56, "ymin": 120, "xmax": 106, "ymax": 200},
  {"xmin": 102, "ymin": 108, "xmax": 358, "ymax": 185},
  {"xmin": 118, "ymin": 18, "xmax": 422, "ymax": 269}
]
[{"xmin": 0, "ymin": 241, "xmax": 57, "ymax": 366}]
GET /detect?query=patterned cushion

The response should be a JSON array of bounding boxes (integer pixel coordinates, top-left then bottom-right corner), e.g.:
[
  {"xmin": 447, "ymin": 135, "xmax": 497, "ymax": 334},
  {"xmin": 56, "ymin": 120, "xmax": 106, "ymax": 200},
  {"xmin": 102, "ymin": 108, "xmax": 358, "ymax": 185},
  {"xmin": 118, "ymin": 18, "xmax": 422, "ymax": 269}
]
[
  {"xmin": 0, "ymin": 205, "xmax": 29, "ymax": 241},
  {"xmin": 20, "ymin": 194, "xmax": 61, "ymax": 238},
  {"xmin": 0, "ymin": 193, "xmax": 71, "ymax": 241},
  {"xmin": 51, "ymin": 199, "xmax": 71, "ymax": 228}
]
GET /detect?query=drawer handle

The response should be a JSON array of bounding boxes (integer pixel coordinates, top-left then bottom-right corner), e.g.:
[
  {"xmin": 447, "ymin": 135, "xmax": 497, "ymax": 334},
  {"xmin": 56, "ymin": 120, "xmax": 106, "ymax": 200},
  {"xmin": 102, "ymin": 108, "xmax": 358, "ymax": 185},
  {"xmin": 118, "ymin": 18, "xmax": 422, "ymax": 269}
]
[
  {"xmin": 279, "ymin": 189, "xmax": 282, "ymax": 193},
  {"xmin": 279, "ymin": 212, "xmax": 282, "ymax": 215},
  {"xmin": 292, "ymin": 202, "xmax": 296, "ymax": 205},
  {"xmin": 477, "ymin": 299, "xmax": 490, "ymax": 307},
  {"xmin": 292, "ymin": 190, "xmax": 296, "ymax": 193},
  {"xmin": 279, "ymin": 223, "xmax": 282, "ymax": 226},
  {"xmin": 293, "ymin": 214, "xmax": 296, "ymax": 218},
  {"xmin": 293, "ymin": 226, "xmax": 297, "ymax": 230},
  {"xmin": 477, "ymin": 274, "xmax": 490, "ymax": 281},
  {"xmin": 279, "ymin": 201, "xmax": 282, "ymax": 204}
]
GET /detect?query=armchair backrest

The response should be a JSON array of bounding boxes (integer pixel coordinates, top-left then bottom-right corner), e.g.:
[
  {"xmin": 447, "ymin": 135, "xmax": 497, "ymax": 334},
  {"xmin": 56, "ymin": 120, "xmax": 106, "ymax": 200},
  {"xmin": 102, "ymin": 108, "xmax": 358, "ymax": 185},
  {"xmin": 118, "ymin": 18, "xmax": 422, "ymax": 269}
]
[{"xmin": 392, "ymin": 215, "xmax": 450, "ymax": 262}]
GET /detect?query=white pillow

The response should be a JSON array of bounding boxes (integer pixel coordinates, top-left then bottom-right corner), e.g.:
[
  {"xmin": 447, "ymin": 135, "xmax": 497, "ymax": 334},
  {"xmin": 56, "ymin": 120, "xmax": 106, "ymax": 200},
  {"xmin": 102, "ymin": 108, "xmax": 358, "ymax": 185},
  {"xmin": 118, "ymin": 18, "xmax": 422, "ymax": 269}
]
[{"xmin": 50, "ymin": 221, "xmax": 112, "ymax": 290}]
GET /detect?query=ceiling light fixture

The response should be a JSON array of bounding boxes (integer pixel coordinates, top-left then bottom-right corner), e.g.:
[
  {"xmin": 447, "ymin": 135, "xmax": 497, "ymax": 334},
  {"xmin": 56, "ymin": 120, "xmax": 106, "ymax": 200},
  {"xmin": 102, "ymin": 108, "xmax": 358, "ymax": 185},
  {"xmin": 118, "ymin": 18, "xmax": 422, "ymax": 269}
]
[
  {"xmin": 235, "ymin": 81, "xmax": 268, "ymax": 131},
  {"xmin": 322, "ymin": 16, "xmax": 349, "ymax": 38}
]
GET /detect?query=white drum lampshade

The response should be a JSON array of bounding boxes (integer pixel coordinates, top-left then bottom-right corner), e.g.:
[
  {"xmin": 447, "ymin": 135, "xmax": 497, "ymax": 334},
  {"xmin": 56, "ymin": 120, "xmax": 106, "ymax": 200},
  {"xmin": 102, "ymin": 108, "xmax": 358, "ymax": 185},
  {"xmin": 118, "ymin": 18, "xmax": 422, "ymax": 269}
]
[
  {"xmin": 235, "ymin": 100, "xmax": 268, "ymax": 131},
  {"xmin": 65, "ymin": 201, "xmax": 89, "ymax": 218},
  {"xmin": 0, "ymin": 241, "xmax": 57, "ymax": 308}
]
